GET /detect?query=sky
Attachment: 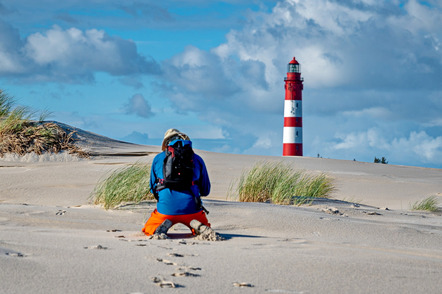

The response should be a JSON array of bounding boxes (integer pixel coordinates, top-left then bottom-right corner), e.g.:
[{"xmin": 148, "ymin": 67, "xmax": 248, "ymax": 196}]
[{"xmin": 0, "ymin": 0, "xmax": 441, "ymax": 168}]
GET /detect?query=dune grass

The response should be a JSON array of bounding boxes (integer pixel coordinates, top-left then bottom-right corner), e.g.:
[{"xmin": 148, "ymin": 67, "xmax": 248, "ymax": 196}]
[
  {"xmin": 91, "ymin": 162, "xmax": 154, "ymax": 209},
  {"xmin": 0, "ymin": 89, "xmax": 14, "ymax": 117},
  {"xmin": 230, "ymin": 161, "xmax": 335, "ymax": 205},
  {"xmin": 0, "ymin": 89, "xmax": 87, "ymax": 157},
  {"xmin": 411, "ymin": 196, "xmax": 439, "ymax": 212}
]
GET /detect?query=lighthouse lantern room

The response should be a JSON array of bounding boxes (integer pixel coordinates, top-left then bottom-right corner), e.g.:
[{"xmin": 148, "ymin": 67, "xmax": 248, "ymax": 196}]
[{"xmin": 283, "ymin": 57, "xmax": 304, "ymax": 156}]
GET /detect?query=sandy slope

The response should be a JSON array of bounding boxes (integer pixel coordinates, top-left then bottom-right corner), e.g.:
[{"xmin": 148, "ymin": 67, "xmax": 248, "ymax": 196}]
[{"xmin": 1, "ymin": 130, "xmax": 441, "ymax": 293}]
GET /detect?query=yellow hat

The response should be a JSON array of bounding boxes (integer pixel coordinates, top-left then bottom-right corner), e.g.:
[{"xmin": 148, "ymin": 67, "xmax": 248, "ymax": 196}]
[{"xmin": 161, "ymin": 128, "xmax": 190, "ymax": 151}]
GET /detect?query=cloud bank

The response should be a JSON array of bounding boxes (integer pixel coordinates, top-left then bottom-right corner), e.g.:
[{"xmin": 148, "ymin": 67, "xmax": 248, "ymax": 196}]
[
  {"xmin": 0, "ymin": 22, "xmax": 159, "ymax": 82},
  {"xmin": 158, "ymin": 0, "xmax": 442, "ymax": 166}
]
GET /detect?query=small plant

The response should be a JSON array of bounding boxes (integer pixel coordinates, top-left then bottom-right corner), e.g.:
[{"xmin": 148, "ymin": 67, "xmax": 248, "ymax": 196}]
[
  {"xmin": 91, "ymin": 162, "xmax": 154, "ymax": 209},
  {"xmin": 411, "ymin": 196, "xmax": 439, "ymax": 212},
  {"xmin": 374, "ymin": 156, "xmax": 388, "ymax": 164},
  {"xmin": 230, "ymin": 161, "xmax": 335, "ymax": 205}
]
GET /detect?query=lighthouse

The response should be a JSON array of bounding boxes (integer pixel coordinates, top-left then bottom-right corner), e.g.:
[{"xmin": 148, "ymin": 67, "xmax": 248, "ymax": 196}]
[{"xmin": 283, "ymin": 57, "xmax": 303, "ymax": 156}]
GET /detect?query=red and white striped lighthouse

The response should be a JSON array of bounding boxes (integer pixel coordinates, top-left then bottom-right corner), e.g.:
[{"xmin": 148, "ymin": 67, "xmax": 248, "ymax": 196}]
[{"xmin": 283, "ymin": 57, "xmax": 303, "ymax": 156}]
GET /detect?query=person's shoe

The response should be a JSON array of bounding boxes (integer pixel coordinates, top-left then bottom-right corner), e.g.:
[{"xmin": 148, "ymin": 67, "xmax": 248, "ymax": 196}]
[
  {"xmin": 190, "ymin": 219, "xmax": 211, "ymax": 234},
  {"xmin": 154, "ymin": 219, "xmax": 173, "ymax": 235},
  {"xmin": 190, "ymin": 220, "xmax": 224, "ymax": 241}
]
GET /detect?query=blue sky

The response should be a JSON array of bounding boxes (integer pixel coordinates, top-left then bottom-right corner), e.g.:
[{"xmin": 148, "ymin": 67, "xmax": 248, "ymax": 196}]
[{"xmin": 1, "ymin": 0, "xmax": 441, "ymax": 168}]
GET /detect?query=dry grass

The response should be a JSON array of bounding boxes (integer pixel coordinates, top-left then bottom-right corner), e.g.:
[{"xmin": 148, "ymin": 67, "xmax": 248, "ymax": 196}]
[
  {"xmin": 0, "ymin": 89, "xmax": 88, "ymax": 158},
  {"xmin": 0, "ymin": 121, "xmax": 89, "ymax": 157}
]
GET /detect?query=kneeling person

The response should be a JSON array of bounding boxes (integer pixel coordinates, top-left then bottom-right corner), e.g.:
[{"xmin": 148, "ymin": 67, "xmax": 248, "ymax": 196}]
[{"xmin": 142, "ymin": 129, "xmax": 211, "ymax": 237}]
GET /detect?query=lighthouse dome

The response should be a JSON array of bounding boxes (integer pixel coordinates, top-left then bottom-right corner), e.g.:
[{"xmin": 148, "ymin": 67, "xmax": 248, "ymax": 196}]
[
  {"xmin": 288, "ymin": 57, "xmax": 300, "ymax": 73},
  {"xmin": 289, "ymin": 57, "xmax": 299, "ymax": 64}
]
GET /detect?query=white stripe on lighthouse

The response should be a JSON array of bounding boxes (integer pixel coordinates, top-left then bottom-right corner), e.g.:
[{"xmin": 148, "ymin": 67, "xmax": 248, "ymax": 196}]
[
  {"xmin": 283, "ymin": 127, "xmax": 302, "ymax": 144},
  {"xmin": 284, "ymin": 100, "xmax": 302, "ymax": 117}
]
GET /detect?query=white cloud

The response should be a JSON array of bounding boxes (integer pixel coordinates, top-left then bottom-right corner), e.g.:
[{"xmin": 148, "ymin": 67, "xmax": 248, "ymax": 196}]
[
  {"xmin": 342, "ymin": 107, "xmax": 392, "ymax": 119},
  {"xmin": 124, "ymin": 94, "xmax": 154, "ymax": 118},
  {"xmin": 0, "ymin": 20, "xmax": 26, "ymax": 74},
  {"xmin": 163, "ymin": 46, "xmax": 241, "ymax": 100},
  {"xmin": 424, "ymin": 118, "xmax": 442, "ymax": 127},
  {"xmin": 390, "ymin": 0, "xmax": 442, "ymax": 35},
  {"xmin": 393, "ymin": 131, "xmax": 442, "ymax": 164},
  {"xmin": 0, "ymin": 24, "xmax": 160, "ymax": 81},
  {"xmin": 334, "ymin": 128, "xmax": 389, "ymax": 150},
  {"xmin": 330, "ymin": 128, "xmax": 442, "ymax": 166},
  {"xmin": 121, "ymin": 131, "xmax": 150, "ymax": 145},
  {"xmin": 291, "ymin": 0, "xmax": 373, "ymax": 36}
]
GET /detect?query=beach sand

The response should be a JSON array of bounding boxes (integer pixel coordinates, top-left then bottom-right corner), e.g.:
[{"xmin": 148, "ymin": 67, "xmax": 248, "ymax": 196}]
[{"xmin": 1, "ymin": 131, "xmax": 442, "ymax": 293}]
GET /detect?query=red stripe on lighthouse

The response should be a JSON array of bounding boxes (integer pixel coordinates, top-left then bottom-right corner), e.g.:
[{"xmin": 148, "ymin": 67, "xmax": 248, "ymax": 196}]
[
  {"xmin": 284, "ymin": 117, "xmax": 302, "ymax": 127},
  {"xmin": 283, "ymin": 143, "xmax": 303, "ymax": 156}
]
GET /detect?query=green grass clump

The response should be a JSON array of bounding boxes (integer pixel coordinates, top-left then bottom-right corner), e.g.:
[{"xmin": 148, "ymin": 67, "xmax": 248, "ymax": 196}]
[
  {"xmin": 0, "ymin": 89, "xmax": 14, "ymax": 117},
  {"xmin": 230, "ymin": 161, "xmax": 335, "ymax": 205},
  {"xmin": 91, "ymin": 163, "xmax": 154, "ymax": 209},
  {"xmin": 1, "ymin": 106, "xmax": 32, "ymax": 134},
  {"xmin": 411, "ymin": 196, "xmax": 439, "ymax": 212}
]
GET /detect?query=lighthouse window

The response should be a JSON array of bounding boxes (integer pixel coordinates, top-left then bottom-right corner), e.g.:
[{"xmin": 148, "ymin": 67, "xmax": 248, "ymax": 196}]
[
  {"xmin": 288, "ymin": 63, "xmax": 300, "ymax": 73},
  {"xmin": 296, "ymin": 131, "xmax": 299, "ymax": 137}
]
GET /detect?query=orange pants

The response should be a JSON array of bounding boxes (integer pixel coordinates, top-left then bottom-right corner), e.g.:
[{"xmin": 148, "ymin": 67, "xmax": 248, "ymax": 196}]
[{"xmin": 142, "ymin": 209, "xmax": 210, "ymax": 236}]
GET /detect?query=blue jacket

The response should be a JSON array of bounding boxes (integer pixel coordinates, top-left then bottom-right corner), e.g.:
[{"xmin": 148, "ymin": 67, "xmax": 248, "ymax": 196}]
[{"xmin": 150, "ymin": 151, "xmax": 211, "ymax": 215}]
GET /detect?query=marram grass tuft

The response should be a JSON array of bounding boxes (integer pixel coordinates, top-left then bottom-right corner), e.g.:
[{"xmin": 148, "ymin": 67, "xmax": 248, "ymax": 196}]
[
  {"xmin": 411, "ymin": 196, "xmax": 439, "ymax": 212},
  {"xmin": 91, "ymin": 163, "xmax": 154, "ymax": 209},
  {"xmin": 230, "ymin": 161, "xmax": 335, "ymax": 205}
]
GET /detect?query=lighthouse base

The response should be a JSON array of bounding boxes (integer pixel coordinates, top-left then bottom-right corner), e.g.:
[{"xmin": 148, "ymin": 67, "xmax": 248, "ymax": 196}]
[{"xmin": 283, "ymin": 143, "xmax": 303, "ymax": 156}]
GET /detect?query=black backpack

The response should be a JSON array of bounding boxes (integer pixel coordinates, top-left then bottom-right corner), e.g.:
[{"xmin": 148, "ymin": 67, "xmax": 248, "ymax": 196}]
[{"xmin": 156, "ymin": 139, "xmax": 194, "ymax": 191}]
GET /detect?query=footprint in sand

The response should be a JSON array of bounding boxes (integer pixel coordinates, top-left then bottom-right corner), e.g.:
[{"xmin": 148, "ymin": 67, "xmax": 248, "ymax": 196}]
[
  {"xmin": 322, "ymin": 207, "xmax": 341, "ymax": 215},
  {"xmin": 178, "ymin": 240, "xmax": 197, "ymax": 245},
  {"xmin": 151, "ymin": 276, "xmax": 181, "ymax": 288},
  {"xmin": 171, "ymin": 271, "xmax": 200, "ymax": 277},
  {"xmin": 156, "ymin": 258, "xmax": 178, "ymax": 266},
  {"xmin": 1, "ymin": 248, "xmax": 25, "ymax": 257},
  {"xmin": 167, "ymin": 252, "xmax": 184, "ymax": 257},
  {"xmin": 233, "ymin": 282, "xmax": 254, "ymax": 288},
  {"xmin": 366, "ymin": 211, "xmax": 382, "ymax": 215},
  {"xmin": 177, "ymin": 266, "xmax": 202, "ymax": 272},
  {"xmin": 167, "ymin": 252, "xmax": 198, "ymax": 258},
  {"xmin": 55, "ymin": 210, "xmax": 66, "ymax": 215},
  {"xmin": 5, "ymin": 252, "xmax": 25, "ymax": 257},
  {"xmin": 83, "ymin": 245, "xmax": 108, "ymax": 250},
  {"xmin": 153, "ymin": 253, "xmax": 202, "ymax": 288}
]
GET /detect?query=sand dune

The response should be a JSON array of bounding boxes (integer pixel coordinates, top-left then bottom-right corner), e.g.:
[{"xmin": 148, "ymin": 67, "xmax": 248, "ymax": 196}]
[{"xmin": 1, "ymin": 125, "xmax": 441, "ymax": 293}]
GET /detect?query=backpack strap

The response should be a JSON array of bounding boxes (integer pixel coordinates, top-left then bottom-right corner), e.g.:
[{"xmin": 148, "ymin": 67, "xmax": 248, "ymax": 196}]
[{"xmin": 155, "ymin": 178, "xmax": 196, "ymax": 192}]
